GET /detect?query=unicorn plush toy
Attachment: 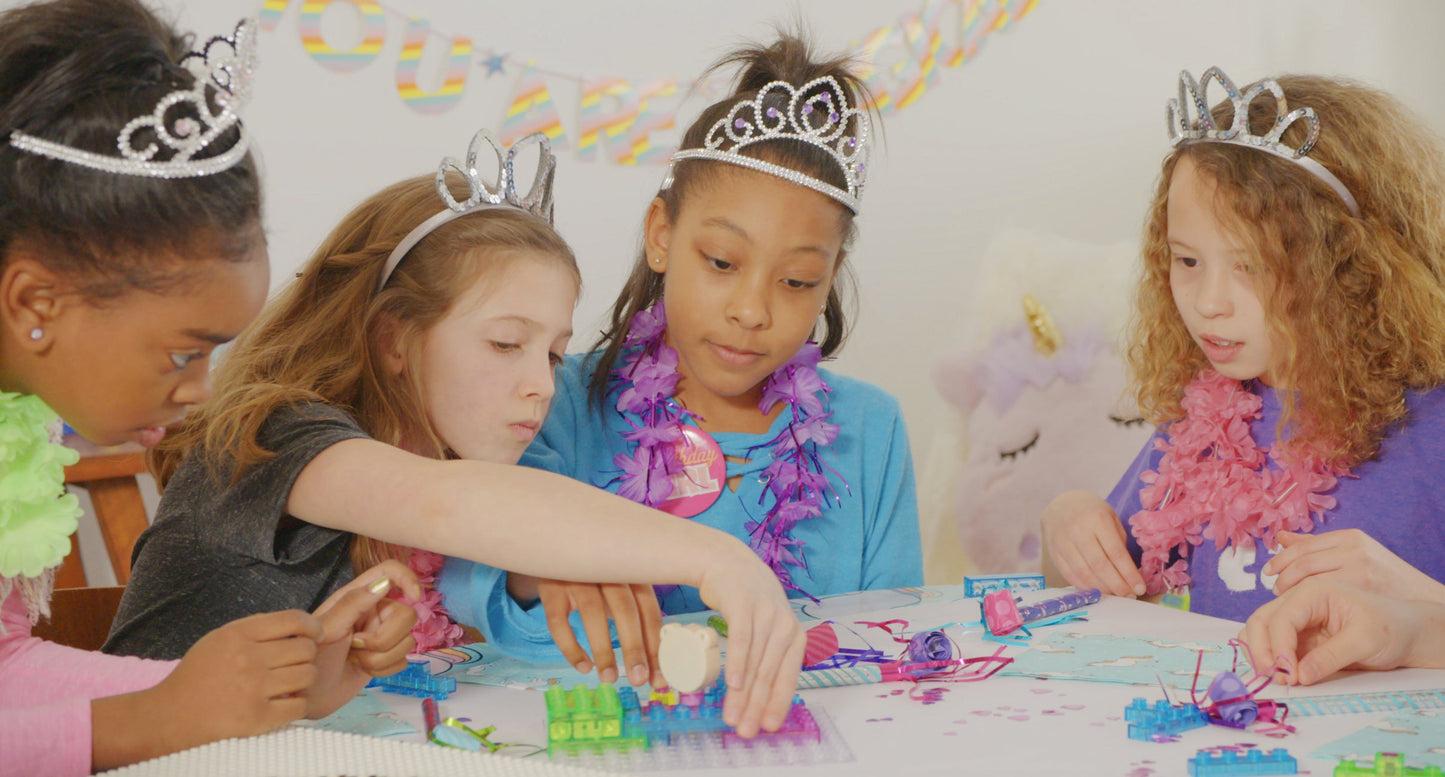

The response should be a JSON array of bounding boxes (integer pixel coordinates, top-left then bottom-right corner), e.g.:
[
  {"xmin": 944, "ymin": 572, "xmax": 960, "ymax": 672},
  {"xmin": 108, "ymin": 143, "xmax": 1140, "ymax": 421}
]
[{"xmin": 922, "ymin": 230, "xmax": 1155, "ymax": 580}]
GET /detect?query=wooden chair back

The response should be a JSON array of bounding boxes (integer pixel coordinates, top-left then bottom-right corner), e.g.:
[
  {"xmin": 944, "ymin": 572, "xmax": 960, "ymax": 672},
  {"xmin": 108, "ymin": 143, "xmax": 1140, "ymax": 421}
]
[
  {"xmin": 31, "ymin": 586, "xmax": 127, "ymax": 652},
  {"xmin": 57, "ymin": 451, "xmax": 150, "ymax": 588}
]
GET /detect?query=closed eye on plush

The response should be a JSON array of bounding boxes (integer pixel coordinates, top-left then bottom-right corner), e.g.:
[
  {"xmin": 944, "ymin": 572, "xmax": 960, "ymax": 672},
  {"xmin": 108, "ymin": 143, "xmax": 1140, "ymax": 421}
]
[
  {"xmin": 1109, "ymin": 414, "xmax": 1148, "ymax": 428},
  {"xmin": 999, "ymin": 431, "xmax": 1039, "ymax": 461}
]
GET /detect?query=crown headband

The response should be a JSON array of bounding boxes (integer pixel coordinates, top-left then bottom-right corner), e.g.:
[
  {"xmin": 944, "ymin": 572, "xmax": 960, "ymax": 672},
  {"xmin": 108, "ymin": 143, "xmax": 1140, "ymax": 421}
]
[
  {"xmin": 662, "ymin": 76, "xmax": 870, "ymax": 213},
  {"xmin": 377, "ymin": 130, "xmax": 557, "ymax": 293},
  {"xmin": 1167, "ymin": 67, "xmax": 1360, "ymax": 217},
  {"xmin": 8, "ymin": 17, "xmax": 257, "ymax": 179}
]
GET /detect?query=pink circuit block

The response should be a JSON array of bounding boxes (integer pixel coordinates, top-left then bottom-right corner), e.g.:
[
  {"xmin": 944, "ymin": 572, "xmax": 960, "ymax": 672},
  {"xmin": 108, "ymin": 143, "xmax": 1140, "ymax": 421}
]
[
  {"xmin": 983, "ymin": 589, "xmax": 1024, "ymax": 635},
  {"xmin": 721, "ymin": 704, "xmax": 821, "ymax": 748}
]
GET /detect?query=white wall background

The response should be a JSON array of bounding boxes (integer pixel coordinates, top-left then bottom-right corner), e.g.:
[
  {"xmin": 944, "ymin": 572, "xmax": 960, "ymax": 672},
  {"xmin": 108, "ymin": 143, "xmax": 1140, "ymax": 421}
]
[{"xmin": 30, "ymin": 0, "xmax": 1445, "ymax": 583}]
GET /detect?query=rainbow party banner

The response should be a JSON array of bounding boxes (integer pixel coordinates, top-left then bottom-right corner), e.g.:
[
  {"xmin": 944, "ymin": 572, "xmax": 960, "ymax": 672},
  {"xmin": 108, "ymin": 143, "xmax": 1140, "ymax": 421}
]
[{"xmin": 259, "ymin": 0, "xmax": 1037, "ymax": 163}]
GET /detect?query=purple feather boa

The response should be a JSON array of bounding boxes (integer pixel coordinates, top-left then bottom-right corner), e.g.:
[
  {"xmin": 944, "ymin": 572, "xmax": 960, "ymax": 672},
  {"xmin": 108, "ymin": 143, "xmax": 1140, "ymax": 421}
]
[{"xmin": 610, "ymin": 303, "xmax": 844, "ymax": 599}]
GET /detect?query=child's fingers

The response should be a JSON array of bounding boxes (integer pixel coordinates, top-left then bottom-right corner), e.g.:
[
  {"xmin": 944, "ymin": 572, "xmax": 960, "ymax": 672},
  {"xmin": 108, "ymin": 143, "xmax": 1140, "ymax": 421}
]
[
  {"xmin": 1296, "ymin": 635, "xmax": 1354, "ymax": 686},
  {"xmin": 1238, "ymin": 604, "xmax": 1281, "ymax": 678},
  {"xmin": 348, "ymin": 560, "xmax": 424, "ymax": 602},
  {"xmin": 316, "ymin": 585, "xmax": 394, "ymax": 645},
  {"xmin": 258, "ymin": 630, "xmax": 320, "ymax": 670},
  {"xmin": 261, "ymin": 696, "xmax": 309, "ymax": 730},
  {"xmin": 720, "ymin": 614, "xmax": 752, "ymax": 726},
  {"xmin": 573, "ymin": 586, "xmax": 620, "ymax": 684},
  {"xmin": 758, "ymin": 628, "xmax": 805, "ymax": 732},
  {"xmin": 633, "ymin": 584, "xmax": 665, "ymax": 687},
  {"xmin": 1047, "ymin": 545, "xmax": 1091, "ymax": 591},
  {"xmin": 1106, "ymin": 521, "xmax": 1148, "ymax": 596},
  {"xmin": 1270, "ymin": 550, "xmax": 1346, "ymax": 595},
  {"xmin": 600, "ymin": 584, "xmax": 649, "ymax": 687},
  {"xmin": 351, "ymin": 599, "xmax": 416, "ymax": 653},
  {"xmin": 1261, "ymin": 531, "xmax": 1318, "ymax": 577},
  {"xmin": 1262, "ymin": 592, "xmax": 1330, "ymax": 684},
  {"xmin": 260, "ymin": 662, "xmax": 319, "ymax": 701},
  {"xmin": 237, "ymin": 609, "xmax": 324, "ymax": 644},
  {"xmin": 540, "ymin": 585, "xmax": 593, "ymax": 676},
  {"xmin": 351, "ymin": 636, "xmax": 416, "ymax": 677},
  {"xmin": 1069, "ymin": 534, "xmax": 1138, "ymax": 598},
  {"xmin": 732, "ymin": 612, "xmax": 802, "ymax": 738},
  {"xmin": 1274, "ymin": 530, "xmax": 1306, "ymax": 548}
]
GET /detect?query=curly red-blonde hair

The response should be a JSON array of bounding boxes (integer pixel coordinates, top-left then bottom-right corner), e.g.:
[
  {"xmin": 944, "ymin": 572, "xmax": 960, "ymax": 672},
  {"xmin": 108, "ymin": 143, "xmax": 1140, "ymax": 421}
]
[{"xmin": 1129, "ymin": 75, "xmax": 1445, "ymax": 467}]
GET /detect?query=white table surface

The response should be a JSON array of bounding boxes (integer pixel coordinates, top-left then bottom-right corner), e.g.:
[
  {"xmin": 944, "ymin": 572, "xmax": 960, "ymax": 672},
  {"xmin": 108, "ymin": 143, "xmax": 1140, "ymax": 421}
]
[{"xmin": 368, "ymin": 589, "xmax": 1445, "ymax": 776}]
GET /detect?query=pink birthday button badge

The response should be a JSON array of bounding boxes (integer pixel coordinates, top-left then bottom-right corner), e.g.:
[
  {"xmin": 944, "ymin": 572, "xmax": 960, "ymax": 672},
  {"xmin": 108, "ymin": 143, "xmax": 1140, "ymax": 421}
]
[{"xmin": 658, "ymin": 426, "xmax": 726, "ymax": 518}]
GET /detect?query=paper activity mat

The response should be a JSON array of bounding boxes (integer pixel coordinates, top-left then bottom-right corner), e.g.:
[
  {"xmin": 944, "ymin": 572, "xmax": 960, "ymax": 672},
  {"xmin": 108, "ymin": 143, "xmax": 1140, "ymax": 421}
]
[
  {"xmin": 292, "ymin": 691, "xmax": 416, "ymax": 738},
  {"xmin": 999, "ymin": 632, "xmax": 1238, "ymax": 690},
  {"xmin": 1309, "ymin": 709, "xmax": 1445, "ymax": 769}
]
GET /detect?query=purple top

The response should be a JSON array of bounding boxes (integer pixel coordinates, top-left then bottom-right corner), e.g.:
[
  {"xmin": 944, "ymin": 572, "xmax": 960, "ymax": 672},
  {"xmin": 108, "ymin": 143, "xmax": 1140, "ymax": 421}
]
[{"xmin": 1108, "ymin": 383, "xmax": 1445, "ymax": 622}]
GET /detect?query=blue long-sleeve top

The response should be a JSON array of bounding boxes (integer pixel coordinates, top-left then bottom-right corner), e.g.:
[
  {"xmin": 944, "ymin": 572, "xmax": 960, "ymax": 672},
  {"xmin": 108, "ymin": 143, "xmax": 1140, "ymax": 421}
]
[{"xmin": 438, "ymin": 351, "xmax": 923, "ymax": 662}]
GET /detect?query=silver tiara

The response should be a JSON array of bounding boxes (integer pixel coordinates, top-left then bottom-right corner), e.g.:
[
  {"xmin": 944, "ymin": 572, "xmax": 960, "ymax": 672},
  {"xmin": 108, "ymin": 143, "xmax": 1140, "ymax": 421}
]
[
  {"xmin": 1167, "ymin": 67, "xmax": 1359, "ymax": 217},
  {"xmin": 663, "ymin": 76, "xmax": 870, "ymax": 213},
  {"xmin": 377, "ymin": 130, "xmax": 557, "ymax": 292},
  {"xmin": 8, "ymin": 17, "xmax": 257, "ymax": 179}
]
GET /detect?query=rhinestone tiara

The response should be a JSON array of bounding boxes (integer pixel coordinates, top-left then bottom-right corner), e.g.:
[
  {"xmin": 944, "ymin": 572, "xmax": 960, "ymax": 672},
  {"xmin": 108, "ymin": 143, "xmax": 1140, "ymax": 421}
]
[
  {"xmin": 1167, "ymin": 67, "xmax": 1360, "ymax": 217},
  {"xmin": 8, "ymin": 17, "xmax": 257, "ymax": 179},
  {"xmin": 663, "ymin": 76, "xmax": 870, "ymax": 213},
  {"xmin": 377, "ymin": 129, "xmax": 557, "ymax": 293}
]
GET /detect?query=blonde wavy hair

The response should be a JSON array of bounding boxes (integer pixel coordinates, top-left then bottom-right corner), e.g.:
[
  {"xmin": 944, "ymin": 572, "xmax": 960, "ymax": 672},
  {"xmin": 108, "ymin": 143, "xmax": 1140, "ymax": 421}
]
[
  {"xmin": 150, "ymin": 173, "xmax": 579, "ymax": 570},
  {"xmin": 1130, "ymin": 75, "xmax": 1445, "ymax": 467}
]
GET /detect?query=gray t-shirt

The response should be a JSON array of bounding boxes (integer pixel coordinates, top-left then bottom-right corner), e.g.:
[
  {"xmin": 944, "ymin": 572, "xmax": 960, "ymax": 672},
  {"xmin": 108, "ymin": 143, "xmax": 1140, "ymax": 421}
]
[{"xmin": 103, "ymin": 403, "xmax": 370, "ymax": 660}]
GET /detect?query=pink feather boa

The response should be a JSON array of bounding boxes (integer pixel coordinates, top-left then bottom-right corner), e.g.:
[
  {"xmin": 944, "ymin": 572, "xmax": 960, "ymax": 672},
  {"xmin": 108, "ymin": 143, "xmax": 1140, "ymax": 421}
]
[
  {"xmin": 1127, "ymin": 370, "xmax": 1347, "ymax": 594},
  {"xmin": 392, "ymin": 549, "xmax": 465, "ymax": 653}
]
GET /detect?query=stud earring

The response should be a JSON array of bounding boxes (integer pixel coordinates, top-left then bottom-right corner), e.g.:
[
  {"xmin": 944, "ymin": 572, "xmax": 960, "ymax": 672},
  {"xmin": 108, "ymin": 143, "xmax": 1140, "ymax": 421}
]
[{"xmin": 29, "ymin": 327, "xmax": 42, "ymax": 341}]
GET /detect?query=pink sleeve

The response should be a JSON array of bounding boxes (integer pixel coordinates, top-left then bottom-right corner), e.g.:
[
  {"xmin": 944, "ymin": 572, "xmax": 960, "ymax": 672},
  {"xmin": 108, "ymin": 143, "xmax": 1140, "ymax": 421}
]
[{"xmin": 1, "ymin": 590, "xmax": 177, "ymax": 777}]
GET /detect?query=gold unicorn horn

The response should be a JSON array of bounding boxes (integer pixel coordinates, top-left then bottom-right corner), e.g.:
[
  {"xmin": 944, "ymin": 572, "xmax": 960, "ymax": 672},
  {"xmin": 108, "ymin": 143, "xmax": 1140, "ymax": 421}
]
[{"xmin": 1022, "ymin": 294, "xmax": 1063, "ymax": 356}]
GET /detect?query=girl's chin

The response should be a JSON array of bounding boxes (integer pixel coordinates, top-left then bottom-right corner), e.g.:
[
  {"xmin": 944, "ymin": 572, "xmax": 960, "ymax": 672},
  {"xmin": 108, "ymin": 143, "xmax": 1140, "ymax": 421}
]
[{"xmin": 133, "ymin": 426, "xmax": 168, "ymax": 448}]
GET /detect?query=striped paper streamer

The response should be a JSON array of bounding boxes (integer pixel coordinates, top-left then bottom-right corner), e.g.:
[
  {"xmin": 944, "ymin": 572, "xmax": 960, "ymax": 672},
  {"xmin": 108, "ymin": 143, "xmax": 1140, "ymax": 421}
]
[
  {"xmin": 1285, "ymin": 688, "xmax": 1445, "ymax": 717},
  {"xmin": 798, "ymin": 665, "xmax": 883, "ymax": 689}
]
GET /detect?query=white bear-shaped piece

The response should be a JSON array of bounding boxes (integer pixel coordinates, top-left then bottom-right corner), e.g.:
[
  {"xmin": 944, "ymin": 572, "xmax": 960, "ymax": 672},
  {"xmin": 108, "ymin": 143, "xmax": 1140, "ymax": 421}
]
[{"xmin": 657, "ymin": 622, "xmax": 721, "ymax": 693}]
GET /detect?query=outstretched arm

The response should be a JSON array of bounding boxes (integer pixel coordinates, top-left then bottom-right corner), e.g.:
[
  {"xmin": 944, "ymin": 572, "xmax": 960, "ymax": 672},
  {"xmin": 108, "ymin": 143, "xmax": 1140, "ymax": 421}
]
[{"xmin": 289, "ymin": 438, "xmax": 804, "ymax": 736}]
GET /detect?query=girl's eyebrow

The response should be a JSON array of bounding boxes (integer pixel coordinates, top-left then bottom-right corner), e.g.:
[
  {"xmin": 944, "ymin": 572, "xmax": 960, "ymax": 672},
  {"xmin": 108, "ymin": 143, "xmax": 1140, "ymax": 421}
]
[
  {"xmin": 700, "ymin": 216, "xmax": 750, "ymax": 241},
  {"xmin": 700, "ymin": 216, "xmax": 831, "ymax": 259},
  {"xmin": 182, "ymin": 328, "xmax": 237, "ymax": 345},
  {"xmin": 485, "ymin": 314, "xmax": 573, "ymax": 339}
]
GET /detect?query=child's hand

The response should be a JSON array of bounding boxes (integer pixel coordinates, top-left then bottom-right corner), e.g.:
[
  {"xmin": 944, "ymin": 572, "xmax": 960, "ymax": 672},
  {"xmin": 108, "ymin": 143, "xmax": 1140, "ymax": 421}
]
[
  {"xmin": 537, "ymin": 579, "xmax": 663, "ymax": 687},
  {"xmin": 1238, "ymin": 577, "xmax": 1436, "ymax": 685},
  {"xmin": 694, "ymin": 545, "xmax": 805, "ymax": 740},
  {"xmin": 91, "ymin": 610, "xmax": 326, "ymax": 768},
  {"xmin": 306, "ymin": 560, "xmax": 422, "ymax": 718},
  {"xmin": 1040, "ymin": 490, "xmax": 1146, "ymax": 598},
  {"xmin": 1263, "ymin": 529, "xmax": 1445, "ymax": 603}
]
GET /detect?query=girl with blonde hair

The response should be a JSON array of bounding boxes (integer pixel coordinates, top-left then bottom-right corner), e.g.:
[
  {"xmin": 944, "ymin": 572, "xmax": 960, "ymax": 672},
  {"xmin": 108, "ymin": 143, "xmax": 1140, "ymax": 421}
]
[{"xmin": 108, "ymin": 132, "xmax": 804, "ymax": 737}]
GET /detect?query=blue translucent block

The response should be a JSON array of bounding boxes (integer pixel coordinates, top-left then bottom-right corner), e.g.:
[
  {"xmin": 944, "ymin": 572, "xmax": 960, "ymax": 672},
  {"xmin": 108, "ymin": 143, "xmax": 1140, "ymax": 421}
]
[
  {"xmin": 1124, "ymin": 698, "xmax": 1209, "ymax": 741},
  {"xmin": 366, "ymin": 660, "xmax": 456, "ymax": 701},
  {"xmin": 1189, "ymin": 748, "xmax": 1297, "ymax": 777}
]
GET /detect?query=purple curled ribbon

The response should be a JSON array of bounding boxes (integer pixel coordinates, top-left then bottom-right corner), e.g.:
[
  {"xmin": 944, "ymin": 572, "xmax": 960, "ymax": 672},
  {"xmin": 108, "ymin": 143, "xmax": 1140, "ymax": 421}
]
[
  {"xmin": 1207, "ymin": 671, "xmax": 1258, "ymax": 728},
  {"xmin": 907, "ymin": 630, "xmax": 953, "ymax": 664}
]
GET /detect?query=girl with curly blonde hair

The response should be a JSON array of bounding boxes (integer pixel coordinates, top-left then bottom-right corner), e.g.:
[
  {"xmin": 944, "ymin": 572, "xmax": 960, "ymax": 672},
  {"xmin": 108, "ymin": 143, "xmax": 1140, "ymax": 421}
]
[{"xmin": 1042, "ymin": 70, "xmax": 1445, "ymax": 622}]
